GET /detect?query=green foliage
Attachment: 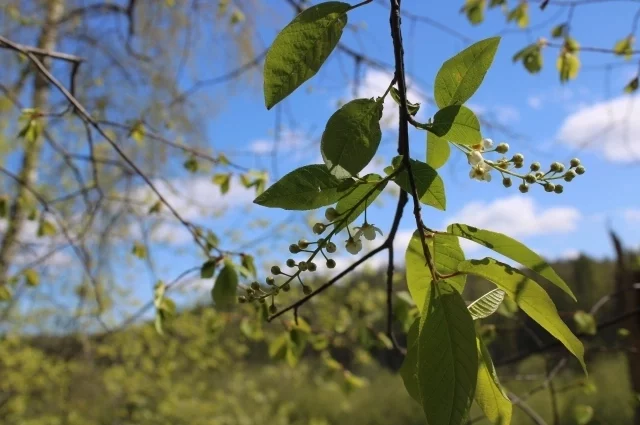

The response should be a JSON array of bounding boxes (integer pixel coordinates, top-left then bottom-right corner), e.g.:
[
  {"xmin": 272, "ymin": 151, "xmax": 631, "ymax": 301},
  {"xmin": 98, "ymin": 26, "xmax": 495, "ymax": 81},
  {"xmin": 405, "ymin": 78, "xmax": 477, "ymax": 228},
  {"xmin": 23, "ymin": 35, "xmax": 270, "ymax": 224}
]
[
  {"xmin": 557, "ymin": 52, "xmax": 581, "ymax": 83},
  {"xmin": 426, "ymin": 132, "xmax": 450, "ymax": 169},
  {"xmin": 200, "ymin": 259, "xmax": 217, "ymax": 279},
  {"xmin": 131, "ymin": 242, "xmax": 147, "ymax": 259},
  {"xmin": 462, "ymin": 0, "xmax": 486, "ymax": 25},
  {"xmin": 574, "ymin": 404, "xmax": 594, "ymax": 424},
  {"xmin": 573, "ymin": 310, "xmax": 597, "ymax": 335},
  {"xmin": 263, "ymin": 2, "xmax": 350, "ymax": 109},
  {"xmin": 37, "ymin": 219, "xmax": 56, "ymax": 237},
  {"xmin": 512, "ymin": 43, "xmax": 543, "ymax": 74},
  {"xmin": 467, "ymin": 288, "xmax": 505, "ymax": 320},
  {"xmin": 457, "ymin": 258, "xmax": 586, "ymax": 370},
  {"xmin": 417, "ymin": 281, "xmax": 477, "ymax": 425},
  {"xmin": 506, "ymin": 3, "xmax": 529, "ymax": 29},
  {"xmin": 430, "ymin": 105, "xmax": 482, "ymax": 144},
  {"xmin": 211, "ymin": 261, "xmax": 238, "ymax": 308},
  {"xmin": 334, "ymin": 174, "xmax": 386, "ymax": 231},
  {"xmin": 447, "ymin": 223, "xmax": 576, "ymax": 300},
  {"xmin": 613, "ymin": 36, "xmax": 634, "ymax": 60},
  {"xmin": 392, "ymin": 158, "xmax": 446, "ymax": 210},
  {"xmin": 320, "ymin": 98, "xmax": 383, "ymax": 178},
  {"xmin": 475, "ymin": 336, "xmax": 512, "ymax": 425},
  {"xmin": 23, "ymin": 268, "xmax": 39, "ymax": 287},
  {"xmin": 254, "ymin": 165, "xmax": 348, "ymax": 210},
  {"xmin": 624, "ymin": 76, "xmax": 639, "ymax": 93},
  {"xmin": 399, "ymin": 318, "xmax": 420, "ymax": 402},
  {"xmin": 434, "ymin": 37, "xmax": 500, "ymax": 108},
  {"xmin": 389, "ymin": 87, "xmax": 421, "ymax": 115}
]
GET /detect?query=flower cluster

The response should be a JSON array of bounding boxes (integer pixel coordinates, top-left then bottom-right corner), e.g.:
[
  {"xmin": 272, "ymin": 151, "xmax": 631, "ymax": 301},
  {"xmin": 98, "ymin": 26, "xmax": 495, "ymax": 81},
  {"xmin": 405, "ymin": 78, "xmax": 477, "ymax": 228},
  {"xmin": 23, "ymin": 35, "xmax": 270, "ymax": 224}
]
[{"xmin": 464, "ymin": 137, "xmax": 585, "ymax": 194}]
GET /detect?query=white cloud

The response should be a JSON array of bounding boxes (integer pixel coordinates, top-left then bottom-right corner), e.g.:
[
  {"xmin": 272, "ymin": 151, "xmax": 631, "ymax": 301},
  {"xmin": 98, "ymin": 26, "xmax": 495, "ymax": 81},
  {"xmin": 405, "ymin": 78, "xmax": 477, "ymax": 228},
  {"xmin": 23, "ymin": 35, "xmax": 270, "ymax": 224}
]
[
  {"xmin": 445, "ymin": 195, "xmax": 581, "ymax": 244},
  {"xmin": 248, "ymin": 129, "xmax": 308, "ymax": 155},
  {"xmin": 558, "ymin": 249, "xmax": 580, "ymax": 261},
  {"xmin": 471, "ymin": 103, "xmax": 520, "ymax": 125},
  {"xmin": 556, "ymin": 95, "xmax": 640, "ymax": 162},
  {"xmin": 348, "ymin": 69, "xmax": 428, "ymax": 130},
  {"xmin": 527, "ymin": 95, "xmax": 543, "ymax": 109},
  {"xmin": 623, "ymin": 208, "xmax": 640, "ymax": 223}
]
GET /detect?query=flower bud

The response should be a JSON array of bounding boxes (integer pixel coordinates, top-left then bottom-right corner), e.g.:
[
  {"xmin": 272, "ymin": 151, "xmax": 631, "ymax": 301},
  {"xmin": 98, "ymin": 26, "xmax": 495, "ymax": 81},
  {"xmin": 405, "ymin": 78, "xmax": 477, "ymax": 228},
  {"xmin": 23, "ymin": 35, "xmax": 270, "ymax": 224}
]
[
  {"xmin": 575, "ymin": 165, "xmax": 585, "ymax": 175},
  {"xmin": 286, "ymin": 259, "xmax": 296, "ymax": 268},
  {"xmin": 524, "ymin": 174, "xmax": 537, "ymax": 184},
  {"xmin": 530, "ymin": 162, "xmax": 541, "ymax": 172},
  {"xmin": 544, "ymin": 182, "xmax": 555, "ymax": 192},
  {"xmin": 326, "ymin": 259, "xmax": 336, "ymax": 268},
  {"xmin": 514, "ymin": 162, "xmax": 523, "ymax": 169},
  {"xmin": 519, "ymin": 183, "xmax": 529, "ymax": 193},
  {"xmin": 246, "ymin": 288, "xmax": 254, "ymax": 296},
  {"xmin": 554, "ymin": 184, "xmax": 564, "ymax": 194},
  {"xmin": 564, "ymin": 170, "xmax": 576, "ymax": 182},
  {"xmin": 298, "ymin": 261, "xmax": 308, "ymax": 271},
  {"xmin": 496, "ymin": 143, "xmax": 509, "ymax": 154},
  {"xmin": 325, "ymin": 207, "xmax": 339, "ymax": 221},
  {"xmin": 312, "ymin": 223, "xmax": 326, "ymax": 235},
  {"xmin": 535, "ymin": 172, "xmax": 544, "ymax": 180},
  {"xmin": 268, "ymin": 304, "xmax": 277, "ymax": 314},
  {"xmin": 289, "ymin": 244, "xmax": 300, "ymax": 254},
  {"xmin": 266, "ymin": 276, "xmax": 275, "ymax": 286},
  {"xmin": 282, "ymin": 283, "xmax": 291, "ymax": 292},
  {"xmin": 238, "ymin": 296, "xmax": 247, "ymax": 303},
  {"xmin": 270, "ymin": 265, "xmax": 281, "ymax": 275},
  {"xmin": 550, "ymin": 162, "xmax": 565, "ymax": 173},
  {"xmin": 298, "ymin": 239, "xmax": 310, "ymax": 249},
  {"xmin": 512, "ymin": 153, "xmax": 524, "ymax": 164},
  {"xmin": 258, "ymin": 298, "xmax": 266, "ymax": 304},
  {"xmin": 250, "ymin": 281, "xmax": 260, "ymax": 290},
  {"xmin": 502, "ymin": 177, "xmax": 512, "ymax": 188},
  {"xmin": 326, "ymin": 242, "xmax": 337, "ymax": 253},
  {"xmin": 307, "ymin": 262, "xmax": 317, "ymax": 272},
  {"xmin": 302, "ymin": 285, "xmax": 312, "ymax": 295},
  {"xmin": 570, "ymin": 158, "xmax": 580, "ymax": 167}
]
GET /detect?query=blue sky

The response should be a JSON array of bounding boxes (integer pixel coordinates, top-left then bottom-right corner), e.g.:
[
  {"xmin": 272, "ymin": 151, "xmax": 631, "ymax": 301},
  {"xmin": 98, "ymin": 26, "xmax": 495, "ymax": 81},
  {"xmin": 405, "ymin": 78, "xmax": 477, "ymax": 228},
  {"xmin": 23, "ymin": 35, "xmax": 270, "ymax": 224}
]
[
  {"xmin": 4, "ymin": 0, "xmax": 640, "ymax": 321},
  {"xmin": 127, "ymin": 0, "xmax": 640, "ymax": 304}
]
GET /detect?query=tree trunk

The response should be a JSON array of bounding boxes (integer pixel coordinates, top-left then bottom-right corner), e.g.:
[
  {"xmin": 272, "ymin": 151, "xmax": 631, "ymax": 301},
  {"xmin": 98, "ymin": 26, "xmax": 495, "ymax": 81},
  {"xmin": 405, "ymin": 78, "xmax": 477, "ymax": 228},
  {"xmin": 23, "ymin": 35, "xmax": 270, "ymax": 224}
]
[{"xmin": 0, "ymin": 0, "xmax": 65, "ymax": 288}]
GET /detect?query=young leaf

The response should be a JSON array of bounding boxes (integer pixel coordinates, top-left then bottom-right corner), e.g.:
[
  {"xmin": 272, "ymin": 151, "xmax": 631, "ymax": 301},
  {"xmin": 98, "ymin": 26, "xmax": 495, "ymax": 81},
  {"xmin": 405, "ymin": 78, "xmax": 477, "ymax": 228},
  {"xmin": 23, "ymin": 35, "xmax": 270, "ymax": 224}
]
[
  {"xmin": 334, "ymin": 174, "xmax": 387, "ymax": 231},
  {"xmin": 513, "ymin": 44, "xmax": 543, "ymax": 74},
  {"xmin": 23, "ymin": 269, "xmax": 40, "ymax": 287},
  {"xmin": 467, "ymin": 288, "xmax": 505, "ymax": 320},
  {"xmin": 131, "ymin": 242, "xmax": 147, "ymax": 259},
  {"xmin": 417, "ymin": 281, "xmax": 477, "ymax": 425},
  {"xmin": 461, "ymin": 0, "xmax": 485, "ymax": 25},
  {"xmin": 613, "ymin": 36, "xmax": 634, "ymax": 60},
  {"xmin": 457, "ymin": 258, "xmax": 586, "ymax": 371},
  {"xmin": 557, "ymin": 52, "xmax": 580, "ymax": 83},
  {"xmin": 241, "ymin": 254, "xmax": 257, "ymax": 278},
  {"xmin": 399, "ymin": 317, "xmax": 420, "ymax": 403},
  {"xmin": 475, "ymin": 336, "xmax": 512, "ymax": 425},
  {"xmin": 0, "ymin": 286, "xmax": 12, "ymax": 301},
  {"xmin": 573, "ymin": 310, "xmax": 597, "ymax": 335},
  {"xmin": 506, "ymin": 3, "xmax": 529, "ymax": 28},
  {"xmin": 447, "ymin": 223, "xmax": 576, "ymax": 300},
  {"xmin": 426, "ymin": 132, "xmax": 450, "ymax": 170},
  {"xmin": 405, "ymin": 231, "xmax": 466, "ymax": 311},
  {"xmin": 183, "ymin": 156, "xmax": 199, "ymax": 173},
  {"xmin": 393, "ymin": 159, "xmax": 446, "ymax": 210},
  {"xmin": 263, "ymin": 2, "xmax": 350, "ymax": 109},
  {"xmin": 434, "ymin": 37, "xmax": 500, "ymax": 108},
  {"xmin": 211, "ymin": 262, "xmax": 238, "ymax": 308},
  {"xmin": 269, "ymin": 332, "xmax": 290, "ymax": 360},
  {"xmin": 321, "ymin": 98, "xmax": 383, "ymax": 178},
  {"xmin": 253, "ymin": 165, "xmax": 347, "ymax": 210},
  {"xmin": 37, "ymin": 219, "xmax": 56, "ymax": 237},
  {"xmin": 200, "ymin": 259, "xmax": 217, "ymax": 279},
  {"xmin": 624, "ymin": 76, "xmax": 639, "ymax": 93},
  {"xmin": 390, "ymin": 87, "xmax": 421, "ymax": 115},
  {"xmin": 551, "ymin": 23, "xmax": 567, "ymax": 38},
  {"xmin": 574, "ymin": 405, "xmax": 594, "ymax": 425},
  {"xmin": 430, "ymin": 105, "xmax": 481, "ymax": 145}
]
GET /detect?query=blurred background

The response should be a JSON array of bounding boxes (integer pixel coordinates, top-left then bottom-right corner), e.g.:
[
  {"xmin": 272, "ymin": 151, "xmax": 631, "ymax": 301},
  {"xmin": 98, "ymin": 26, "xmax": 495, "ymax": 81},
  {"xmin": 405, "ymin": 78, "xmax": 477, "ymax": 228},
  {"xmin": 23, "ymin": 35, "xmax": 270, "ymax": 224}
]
[{"xmin": 0, "ymin": 0, "xmax": 639, "ymax": 424}]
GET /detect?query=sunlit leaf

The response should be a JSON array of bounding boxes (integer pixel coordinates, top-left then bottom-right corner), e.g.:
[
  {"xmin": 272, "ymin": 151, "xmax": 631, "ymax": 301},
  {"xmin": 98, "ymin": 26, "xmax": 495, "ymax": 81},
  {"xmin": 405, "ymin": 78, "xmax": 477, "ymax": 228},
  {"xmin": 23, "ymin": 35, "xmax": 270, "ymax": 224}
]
[
  {"xmin": 211, "ymin": 261, "xmax": 238, "ymax": 308},
  {"xmin": 613, "ymin": 36, "xmax": 634, "ymax": 60},
  {"xmin": 475, "ymin": 335, "xmax": 512, "ymax": 425},
  {"xmin": 334, "ymin": 174, "xmax": 386, "ymax": 231},
  {"xmin": 574, "ymin": 405, "xmax": 594, "ymax": 425},
  {"xmin": 624, "ymin": 76, "xmax": 639, "ymax": 93},
  {"xmin": 507, "ymin": 3, "xmax": 529, "ymax": 28},
  {"xmin": 263, "ymin": 2, "xmax": 350, "ymax": 109},
  {"xmin": 389, "ymin": 87, "xmax": 421, "ymax": 115},
  {"xmin": 200, "ymin": 259, "xmax": 217, "ymax": 279},
  {"xmin": 430, "ymin": 105, "xmax": 481, "ymax": 145},
  {"xmin": 461, "ymin": 0, "xmax": 486, "ymax": 25},
  {"xmin": 400, "ymin": 317, "xmax": 420, "ymax": 403},
  {"xmin": 393, "ymin": 158, "xmax": 446, "ymax": 210},
  {"xmin": 426, "ymin": 132, "xmax": 450, "ymax": 170},
  {"xmin": 573, "ymin": 310, "xmax": 597, "ymax": 335},
  {"xmin": 23, "ymin": 269, "xmax": 39, "ymax": 287},
  {"xmin": 468, "ymin": 288, "xmax": 505, "ymax": 320},
  {"xmin": 557, "ymin": 52, "xmax": 580, "ymax": 83}
]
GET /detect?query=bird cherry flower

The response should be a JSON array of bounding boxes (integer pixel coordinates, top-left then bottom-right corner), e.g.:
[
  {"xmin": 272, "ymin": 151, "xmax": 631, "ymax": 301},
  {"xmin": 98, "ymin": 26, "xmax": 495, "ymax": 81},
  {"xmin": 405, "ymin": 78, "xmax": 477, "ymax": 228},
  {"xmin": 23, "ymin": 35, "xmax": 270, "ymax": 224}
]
[
  {"xmin": 469, "ymin": 161, "xmax": 492, "ymax": 182},
  {"xmin": 471, "ymin": 138, "xmax": 493, "ymax": 152},
  {"xmin": 345, "ymin": 235, "xmax": 363, "ymax": 255},
  {"xmin": 354, "ymin": 222, "xmax": 383, "ymax": 241}
]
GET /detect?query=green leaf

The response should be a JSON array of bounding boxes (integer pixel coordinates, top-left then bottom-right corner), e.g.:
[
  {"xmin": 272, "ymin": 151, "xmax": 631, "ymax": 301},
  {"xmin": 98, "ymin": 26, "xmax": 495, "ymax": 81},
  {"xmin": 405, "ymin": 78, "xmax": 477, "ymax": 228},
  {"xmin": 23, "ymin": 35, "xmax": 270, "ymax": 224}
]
[
  {"xmin": 183, "ymin": 156, "xmax": 199, "ymax": 173},
  {"xmin": 148, "ymin": 200, "xmax": 162, "ymax": 214},
  {"xmin": 624, "ymin": 76, "xmax": 639, "ymax": 93},
  {"xmin": 468, "ymin": 289, "xmax": 505, "ymax": 320},
  {"xmin": 573, "ymin": 310, "xmax": 597, "ymax": 336},
  {"xmin": 574, "ymin": 405, "xmax": 594, "ymax": 425},
  {"xmin": 405, "ymin": 231, "xmax": 466, "ymax": 311},
  {"xmin": 37, "ymin": 219, "xmax": 56, "ymax": 237},
  {"xmin": 263, "ymin": 1, "xmax": 350, "ymax": 109},
  {"xmin": 507, "ymin": 3, "xmax": 529, "ymax": 28},
  {"xmin": 447, "ymin": 223, "xmax": 576, "ymax": 300},
  {"xmin": 0, "ymin": 195, "xmax": 8, "ymax": 218},
  {"xmin": 269, "ymin": 332, "xmax": 289, "ymax": 360},
  {"xmin": 393, "ymin": 159, "xmax": 446, "ymax": 210},
  {"xmin": 23, "ymin": 269, "xmax": 39, "ymax": 287},
  {"xmin": 426, "ymin": 132, "xmax": 450, "ymax": 170},
  {"xmin": 321, "ymin": 98, "xmax": 383, "ymax": 178},
  {"xmin": 457, "ymin": 258, "xmax": 586, "ymax": 371},
  {"xmin": 475, "ymin": 336, "xmax": 512, "ymax": 425},
  {"xmin": 400, "ymin": 317, "xmax": 420, "ymax": 403},
  {"xmin": 241, "ymin": 254, "xmax": 257, "ymax": 278},
  {"xmin": 489, "ymin": 0, "xmax": 506, "ymax": 8},
  {"xmin": 557, "ymin": 52, "xmax": 580, "ymax": 83},
  {"xmin": 131, "ymin": 242, "xmax": 147, "ymax": 259},
  {"xmin": 254, "ymin": 165, "xmax": 348, "ymax": 210},
  {"xmin": 551, "ymin": 24, "xmax": 567, "ymax": 38},
  {"xmin": 129, "ymin": 121, "xmax": 145, "ymax": 143},
  {"xmin": 434, "ymin": 37, "xmax": 500, "ymax": 108},
  {"xmin": 462, "ymin": 0, "xmax": 486, "ymax": 25},
  {"xmin": 513, "ymin": 44, "xmax": 543, "ymax": 74},
  {"xmin": 430, "ymin": 105, "xmax": 481, "ymax": 145},
  {"xmin": 200, "ymin": 259, "xmax": 217, "ymax": 279},
  {"xmin": 613, "ymin": 36, "xmax": 634, "ymax": 60},
  {"xmin": 390, "ymin": 87, "xmax": 421, "ymax": 115},
  {"xmin": 211, "ymin": 262, "xmax": 238, "ymax": 309},
  {"xmin": 334, "ymin": 174, "xmax": 386, "ymax": 231},
  {"xmin": 417, "ymin": 281, "xmax": 477, "ymax": 425},
  {"xmin": 0, "ymin": 286, "xmax": 12, "ymax": 301},
  {"xmin": 213, "ymin": 173, "xmax": 231, "ymax": 195}
]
